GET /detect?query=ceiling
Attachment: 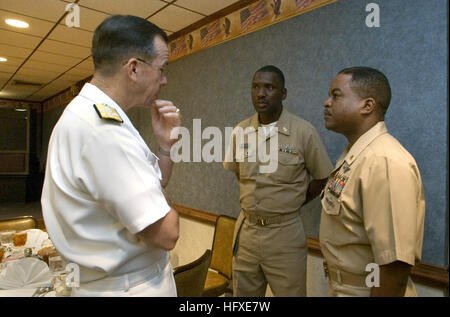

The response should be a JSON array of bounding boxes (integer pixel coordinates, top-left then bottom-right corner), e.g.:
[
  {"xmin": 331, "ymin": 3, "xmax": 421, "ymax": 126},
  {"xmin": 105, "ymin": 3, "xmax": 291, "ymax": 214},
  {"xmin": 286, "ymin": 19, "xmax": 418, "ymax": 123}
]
[{"xmin": 0, "ymin": 0, "xmax": 242, "ymax": 102}]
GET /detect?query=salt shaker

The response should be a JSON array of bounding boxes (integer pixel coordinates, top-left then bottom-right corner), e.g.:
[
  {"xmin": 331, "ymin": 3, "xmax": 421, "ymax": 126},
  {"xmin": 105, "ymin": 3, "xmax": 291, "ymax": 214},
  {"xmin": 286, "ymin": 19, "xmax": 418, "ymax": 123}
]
[{"xmin": 24, "ymin": 248, "xmax": 33, "ymax": 257}]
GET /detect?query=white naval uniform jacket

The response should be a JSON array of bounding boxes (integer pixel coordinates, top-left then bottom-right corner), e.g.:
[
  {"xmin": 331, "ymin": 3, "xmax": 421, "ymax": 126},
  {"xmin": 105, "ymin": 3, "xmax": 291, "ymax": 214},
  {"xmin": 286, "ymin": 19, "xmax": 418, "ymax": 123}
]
[{"xmin": 41, "ymin": 83, "xmax": 171, "ymax": 283}]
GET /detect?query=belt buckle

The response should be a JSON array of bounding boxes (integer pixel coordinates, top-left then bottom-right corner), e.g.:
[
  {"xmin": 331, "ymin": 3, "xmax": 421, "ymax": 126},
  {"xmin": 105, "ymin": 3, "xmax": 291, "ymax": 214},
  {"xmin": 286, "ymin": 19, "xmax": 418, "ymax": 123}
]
[{"xmin": 257, "ymin": 218, "xmax": 268, "ymax": 226}]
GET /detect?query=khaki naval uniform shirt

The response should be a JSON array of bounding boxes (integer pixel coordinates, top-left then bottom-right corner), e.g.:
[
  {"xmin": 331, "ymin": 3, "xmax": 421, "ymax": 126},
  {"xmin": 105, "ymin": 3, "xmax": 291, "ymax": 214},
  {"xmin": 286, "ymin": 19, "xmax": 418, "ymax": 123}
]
[
  {"xmin": 320, "ymin": 122, "xmax": 425, "ymax": 294},
  {"xmin": 224, "ymin": 107, "xmax": 333, "ymax": 217},
  {"xmin": 223, "ymin": 107, "xmax": 333, "ymax": 296}
]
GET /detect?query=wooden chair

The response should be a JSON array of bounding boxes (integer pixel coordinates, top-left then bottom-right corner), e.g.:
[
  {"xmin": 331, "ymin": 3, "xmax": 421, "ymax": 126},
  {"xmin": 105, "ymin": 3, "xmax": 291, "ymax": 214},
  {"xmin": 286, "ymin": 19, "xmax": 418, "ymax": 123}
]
[
  {"xmin": 0, "ymin": 216, "xmax": 37, "ymax": 232},
  {"xmin": 174, "ymin": 249, "xmax": 212, "ymax": 297},
  {"xmin": 202, "ymin": 215, "xmax": 236, "ymax": 297}
]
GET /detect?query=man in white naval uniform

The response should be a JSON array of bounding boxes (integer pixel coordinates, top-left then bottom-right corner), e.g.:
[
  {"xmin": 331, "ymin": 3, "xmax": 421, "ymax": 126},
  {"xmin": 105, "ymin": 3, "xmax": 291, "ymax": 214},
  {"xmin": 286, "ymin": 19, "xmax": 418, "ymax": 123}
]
[{"xmin": 41, "ymin": 15, "xmax": 181, "ymax": 296}]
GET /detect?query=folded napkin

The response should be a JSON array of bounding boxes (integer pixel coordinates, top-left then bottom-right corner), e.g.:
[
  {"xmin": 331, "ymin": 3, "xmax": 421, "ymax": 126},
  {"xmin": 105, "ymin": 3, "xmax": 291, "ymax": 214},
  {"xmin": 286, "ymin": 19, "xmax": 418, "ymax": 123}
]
[
  {"xmin": 23, "ymin": 229, "xmax": 49, "ymax": 249},
  {"xmin": 0, "ymin": 258, "xmax": 52, "ymax": 289}
]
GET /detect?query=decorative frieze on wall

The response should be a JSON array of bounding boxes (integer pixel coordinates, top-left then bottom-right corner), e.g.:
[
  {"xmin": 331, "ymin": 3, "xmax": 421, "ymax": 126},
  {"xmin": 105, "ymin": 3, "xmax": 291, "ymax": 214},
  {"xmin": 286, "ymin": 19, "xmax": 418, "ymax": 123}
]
[
  {"xmin": 168, "ymin": 0, "xmax": 336, "ymax": 62},
  {"xmin": 42, "ymin": 76, "xmax": 92, "ymax": 113}
]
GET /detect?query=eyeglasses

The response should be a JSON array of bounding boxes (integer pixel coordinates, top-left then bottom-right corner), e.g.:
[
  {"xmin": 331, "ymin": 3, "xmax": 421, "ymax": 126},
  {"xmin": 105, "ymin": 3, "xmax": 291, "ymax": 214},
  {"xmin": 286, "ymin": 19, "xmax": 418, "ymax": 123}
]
[{"xmin": 136, "ymin": 58, "xmax": 169, "ymax": 77}]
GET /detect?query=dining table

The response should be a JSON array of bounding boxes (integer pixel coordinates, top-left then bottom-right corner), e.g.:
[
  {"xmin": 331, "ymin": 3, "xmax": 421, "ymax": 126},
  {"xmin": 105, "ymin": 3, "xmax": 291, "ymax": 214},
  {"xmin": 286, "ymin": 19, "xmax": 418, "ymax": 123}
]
[{"xmin": 0, "ymin": 228, "xmax": 69, "ymax": 297}]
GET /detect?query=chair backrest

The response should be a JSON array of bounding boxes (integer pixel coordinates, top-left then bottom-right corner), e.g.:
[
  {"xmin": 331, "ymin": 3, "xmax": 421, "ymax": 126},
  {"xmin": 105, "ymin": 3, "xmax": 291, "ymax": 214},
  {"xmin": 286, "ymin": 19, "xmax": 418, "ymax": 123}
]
[
  {"xmin": 174, "ymin": 249, "xmax": 212, "ymax": 297},
  {"xmin": 210, "ymin": 215, "xmax": 236, "ymax": 280},
  {"xmin": 0, "ymin": 216, "xmax": 37, "ymax": 232}
]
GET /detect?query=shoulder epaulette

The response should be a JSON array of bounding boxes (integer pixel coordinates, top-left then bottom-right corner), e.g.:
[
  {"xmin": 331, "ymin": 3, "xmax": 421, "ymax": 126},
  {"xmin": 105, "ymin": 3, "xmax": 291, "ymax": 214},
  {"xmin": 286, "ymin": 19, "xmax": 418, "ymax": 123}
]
[{"xmin": 93, "ymin": 103, "xmax": 123, "ymax": 123}]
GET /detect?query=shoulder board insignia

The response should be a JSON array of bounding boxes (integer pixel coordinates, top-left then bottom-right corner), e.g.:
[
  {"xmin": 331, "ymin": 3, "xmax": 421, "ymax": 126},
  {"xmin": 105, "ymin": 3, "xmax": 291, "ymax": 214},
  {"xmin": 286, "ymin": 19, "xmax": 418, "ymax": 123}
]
[{"xmin": 93, "ymin": 103, "xmax": 123, "ymax": 123}]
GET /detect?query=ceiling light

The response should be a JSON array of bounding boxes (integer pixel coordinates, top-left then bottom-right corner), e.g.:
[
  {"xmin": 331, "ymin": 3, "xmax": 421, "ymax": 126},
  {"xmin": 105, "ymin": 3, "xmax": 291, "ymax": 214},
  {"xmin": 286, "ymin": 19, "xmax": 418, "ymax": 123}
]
[
  {"xmin": 5, "ymin": 19, "xmax": 29, "ymax": 28},
  {"xmin": 0, "ymin": 57, "xmax": 7, "ymax": 62},
  {"xmin": 15, "ymin": 108, "xmax": 27, "ymax": 112}
]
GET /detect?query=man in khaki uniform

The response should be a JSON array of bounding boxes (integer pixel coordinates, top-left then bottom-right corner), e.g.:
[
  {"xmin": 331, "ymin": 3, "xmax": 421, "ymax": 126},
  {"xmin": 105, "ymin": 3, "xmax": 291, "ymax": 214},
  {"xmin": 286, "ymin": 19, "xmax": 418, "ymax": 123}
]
[
  {"xmin": 320, "ymin": 66, "xmax": 426, "ymax": 296},
  {"xmin": 224, "ymin": 65, "xmax": 333, "ymax": 296}
]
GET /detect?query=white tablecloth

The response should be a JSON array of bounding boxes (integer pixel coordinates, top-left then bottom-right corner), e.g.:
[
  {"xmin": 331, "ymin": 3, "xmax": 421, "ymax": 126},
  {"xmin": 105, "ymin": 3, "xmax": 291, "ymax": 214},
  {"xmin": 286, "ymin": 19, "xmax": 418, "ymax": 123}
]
[{"xmin": 0, "ymin": 288, "xmax": 56, "ymax": 297}]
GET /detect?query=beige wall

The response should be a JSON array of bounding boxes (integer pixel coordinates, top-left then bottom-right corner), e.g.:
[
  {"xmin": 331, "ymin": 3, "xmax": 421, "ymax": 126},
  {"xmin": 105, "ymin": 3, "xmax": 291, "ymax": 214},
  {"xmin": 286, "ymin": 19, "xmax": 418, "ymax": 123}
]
[
  {"xmin": 171, "ymin": 215, "xmax": 446, "ymax": 297},
  {"xmin": 170, "ymin": 216, "xmax": 215, "ymax": 269}
]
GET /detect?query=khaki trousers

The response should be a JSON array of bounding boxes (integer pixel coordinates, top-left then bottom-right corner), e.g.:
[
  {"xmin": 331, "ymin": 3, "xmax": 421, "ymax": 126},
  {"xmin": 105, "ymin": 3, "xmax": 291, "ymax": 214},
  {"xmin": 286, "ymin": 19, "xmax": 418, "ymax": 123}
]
[{"xmin": 232, "ymin": 213, "xmax": 307, "ymax": 297}]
